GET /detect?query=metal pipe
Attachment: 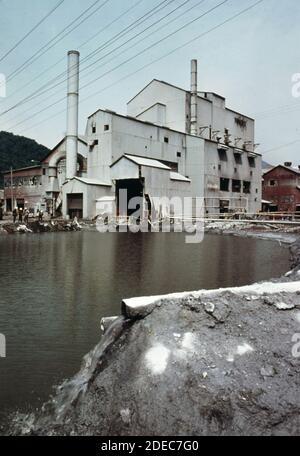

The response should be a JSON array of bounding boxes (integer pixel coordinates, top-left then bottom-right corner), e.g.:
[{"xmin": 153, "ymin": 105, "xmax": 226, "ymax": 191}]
[
  {"xmin": 190, "ymin": 59, "xmax": 198, "ymax": 136},
  {"xmin": 66, "ymin": 50, "xmax": 80, "ymax": 180}
]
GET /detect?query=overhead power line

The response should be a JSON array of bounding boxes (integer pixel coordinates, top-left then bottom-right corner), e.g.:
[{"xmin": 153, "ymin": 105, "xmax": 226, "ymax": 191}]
[
  {"xmin": 2, "ymin": 0, "xmax": 146, "ymax": 102},
  {"xmin": 0, "ymin": 0, "xmax": 65, "ymax": 63},
  {"xmin": 4, "ymin": 0, "xmax": 112, "ymax": 84},
  {"xmin": 0, "ymin": 0, "xmax": 175, "ymax": 115},
  {"xmin": 4, "ymin": 0, "xmax": 228, "ymax": 129},
  {"xmin": 1, "ymin": 0, "xmax": 195, "ymax": 127},
  {"xmin": 14, "ymin": 0, "xmax": 265, "ymax": 135}
]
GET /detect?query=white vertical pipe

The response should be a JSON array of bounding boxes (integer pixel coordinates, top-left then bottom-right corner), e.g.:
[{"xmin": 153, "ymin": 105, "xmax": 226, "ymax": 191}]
[
  {"xmin": 190, "ymin": 59, "xmax": 198, "ymax": 136},
  {"xmin": 66, "ymin": 50, "xmax": 79, "ymax": 180}
]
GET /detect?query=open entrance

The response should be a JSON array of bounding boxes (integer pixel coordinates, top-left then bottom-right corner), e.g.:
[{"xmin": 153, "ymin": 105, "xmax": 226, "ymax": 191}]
[
  {"xmin": 145, "ymin": 194, "xmax": 152, "ymax": 219},
  {"xmin": 296, "ymin": 205, "xmax": 300, "ymax": 213},
  {"xmin": 220, "ymin": 199, "xmax": 229, "ymax": 214},
  {"xmin": 269, "ymin": 204, "xmax": 278, "ymax": 213},
  {"xmin": 16, "ymin": 199, "xmax": 25, "ymax": 210},
  {"xmin": 67, "ymin": 193, "xmax": 83, "ymax": 219},
  {"xmin": 116, "ymin": 179, "xmax": 144, "ymax": 217},
  {"xmin": 6, "ymin": 198, "xmax": 12, "ymax": 212}
]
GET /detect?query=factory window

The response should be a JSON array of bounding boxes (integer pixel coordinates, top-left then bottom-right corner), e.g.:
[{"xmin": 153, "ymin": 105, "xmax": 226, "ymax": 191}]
[
  {"xmin": 220, "ymin": 178, "xmax": 229, "ymax": 192},
  {"xmin": 164, "ymin": 137, "xmax": 169, "ymax": 144},
  {"xmin": 43, "ymin": 169, "xmax": 46, "ymax": 175},
  {"xmin": 269, "ymin": 179, "xmax": 278, "ymax": 187},
  {"xmin": 104, "ymin": 124, "xmax": 110, "ymax": 131},
  {"xmin": 92, "ymin": 125, "xmax": 96, "ymax": 134},
  {"xmin": 248, "ymin": 157, "xmax": 256, "ymax": 168},
  {"xmin": 234, "ymin": 153, "xmax": 243, "ymax": 165},
  {"xmin": 243, "ymin": 181, "xmax": 251, "ymax": 194},
  {"xmin": 218, "ymin": 149, "xmax": 227, "ymax": 162},
  {"xmin": 177, "ymin": 152, "xmax": 181, "ymax": 158},
  {"xmin": 232, "ymin": 179, "xmax": 241, "ymax": 193}
]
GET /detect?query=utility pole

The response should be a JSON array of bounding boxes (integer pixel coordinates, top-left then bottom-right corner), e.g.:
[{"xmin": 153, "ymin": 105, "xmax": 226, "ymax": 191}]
[{"xmin": 10, "ymin": 166, "xmax": 14, "ymax": 212}]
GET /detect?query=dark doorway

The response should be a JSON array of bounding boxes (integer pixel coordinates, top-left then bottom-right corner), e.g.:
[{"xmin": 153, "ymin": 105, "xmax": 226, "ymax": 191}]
[
  {"xmin": 16, "ymin": 199, "xmax": 25, "ymax": 209},
  {"xmin": 220, "ymin": 199, "xmax": 229, "ymax": 214},
  {"xmin": 145, "ymin": 194, "xmax": 152, "ymax": 219},
  {"xmin": 6, "ymin": 198, "xmax": 12, "ymax": 212},
  {"xmin": 116, "ymin": 179, "xmax": 144, "ymax": 217},
  {"xmin": 67, "ymin": 193, "xmax": 83, "ymax": 219},
  {"xmin": 269, "ymin": 205, "xmax": 278, "ymax": 213}
]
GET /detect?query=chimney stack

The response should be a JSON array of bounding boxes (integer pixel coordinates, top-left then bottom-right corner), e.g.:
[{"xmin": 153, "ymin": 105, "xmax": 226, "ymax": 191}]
[
  {"xmin": 66, "ymin": 50, "xmax": 80, "ymax": 180},
  {"xmin": 190, "ymin": 59, "xmax": 198, "ymax": 136}
]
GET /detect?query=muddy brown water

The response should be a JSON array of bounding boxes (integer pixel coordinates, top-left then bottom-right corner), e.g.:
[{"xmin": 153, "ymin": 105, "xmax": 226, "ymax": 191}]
[{"xmin": 0, "ymin": 231, "xmax": 291, "ymax": 425}]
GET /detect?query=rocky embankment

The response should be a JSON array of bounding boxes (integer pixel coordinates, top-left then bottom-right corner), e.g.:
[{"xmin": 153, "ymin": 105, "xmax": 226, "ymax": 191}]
[
  {"xmin": 0, "ymin": 219, "xmax": 83, "ymax": 235},
  {"xmin": 9, "ymin": 238, "xmax": 300, "ymax": 436}
]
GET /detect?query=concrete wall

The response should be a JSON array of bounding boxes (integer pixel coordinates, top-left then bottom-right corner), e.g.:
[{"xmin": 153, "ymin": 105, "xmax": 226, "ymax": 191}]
[
  {"xmin": 86, "ymin": 110, "xmax": 192, "ymax": 182},
  {"xmin": 126, "ymin": 81, "xmax": 255, "ymax": 150},
  {"xmin": 136, "ymin": 103, "xmax": 166, "ymax": 126},
  {"xmin": 62, "ymin": 179, "xmax": 112, "ymax": 219},
  {"xmin": 127, "ymin": 80, "xmax": 188, "ymax": 133},
  {"xmin": 85, "ymin": 109, "xmax": 261, "ymax": 216},
  {"xmin": 204, "ymin": 141, "xmax": 262, "ymax": 214}
]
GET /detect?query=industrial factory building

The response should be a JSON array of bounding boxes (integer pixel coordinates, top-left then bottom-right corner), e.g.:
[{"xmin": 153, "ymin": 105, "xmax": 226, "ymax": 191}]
[
  {"xmin": 3, "ymin": 51, "xmax": 262, "ymax": 220},
  {"xmin": 3, "ymin": 135, "xmax": 87, "ymax": 215}
]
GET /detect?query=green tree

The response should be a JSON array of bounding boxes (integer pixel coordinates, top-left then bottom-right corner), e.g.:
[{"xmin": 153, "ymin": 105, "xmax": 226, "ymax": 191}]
[{"xmin": 0, "ymin": 131, "xmax": 50, "ymax": 187}]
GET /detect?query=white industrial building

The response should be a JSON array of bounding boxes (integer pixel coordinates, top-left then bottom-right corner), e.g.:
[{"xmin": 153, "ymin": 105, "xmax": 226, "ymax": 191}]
[
  {"xmin": 61, "ymin": 53, "xmax": 261, "ymax": 220},
  {"xmin": 5, "ymin": 52, "xmax": 262, "ymax": 220}
]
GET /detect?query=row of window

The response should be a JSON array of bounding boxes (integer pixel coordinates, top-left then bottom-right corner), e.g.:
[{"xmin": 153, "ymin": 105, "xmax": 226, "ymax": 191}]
[
  {"xmin": 92, "ymin": 124, "xmax": 110, "ymax": 133},
  {"xmin": 268, "ymin": 179, "xmax": 299, "ymax": 187},
  {"xmin": 218, "ymin": 150, "xmax": 256, "ymax": 168},
  {"xmin": 4, "ymin": 176, "xmax": 42, "ymax": 187},
  {"xmin": 220, "ymin": 178, "xmax": 252, "ymax": 194},
  {"xmin": 270, "ymin": 195, "xmax": 295, "ymax": 203}
]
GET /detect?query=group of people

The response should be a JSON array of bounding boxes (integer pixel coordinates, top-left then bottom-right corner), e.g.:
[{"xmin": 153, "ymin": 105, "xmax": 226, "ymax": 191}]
[{"xmin": 12, "ymin": 207, "xmax": 43, "ymax": 224}]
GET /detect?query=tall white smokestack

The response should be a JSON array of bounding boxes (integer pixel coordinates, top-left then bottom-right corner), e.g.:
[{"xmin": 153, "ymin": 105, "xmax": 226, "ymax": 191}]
[
  {"xmin": 66, "ymin": 50, "xmax": 80, "ymax": 180},
  {"xmin": 190, "ymin": 59, "xmax": 198, "ymax": 136}
]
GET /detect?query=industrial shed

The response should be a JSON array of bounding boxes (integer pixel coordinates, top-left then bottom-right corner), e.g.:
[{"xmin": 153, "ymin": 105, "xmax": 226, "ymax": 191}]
[
  {"xmin": 110, "ymin": 154, "xmax": 191, "ymax": 218},
  {"xmin": 62, "ymin": 177, "xmax": 112, "ymax": 219}
]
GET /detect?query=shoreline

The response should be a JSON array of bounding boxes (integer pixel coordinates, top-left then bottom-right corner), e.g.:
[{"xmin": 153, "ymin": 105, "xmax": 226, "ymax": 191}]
[{"xmin": 1, "ymin": 218, "xmax": 300, "ymax": 245}]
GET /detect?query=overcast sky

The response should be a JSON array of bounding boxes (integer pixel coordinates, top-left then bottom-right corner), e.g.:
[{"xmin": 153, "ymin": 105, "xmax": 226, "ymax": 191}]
[{"xmin": 0, "ymin": 0, "xmax": 299, "ymax": 165}]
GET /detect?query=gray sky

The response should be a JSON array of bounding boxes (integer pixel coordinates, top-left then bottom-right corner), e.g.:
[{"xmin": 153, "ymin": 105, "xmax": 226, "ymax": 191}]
[{"xmin": 0, "ymin": 0, "xmax": 299, "ymax": 165}]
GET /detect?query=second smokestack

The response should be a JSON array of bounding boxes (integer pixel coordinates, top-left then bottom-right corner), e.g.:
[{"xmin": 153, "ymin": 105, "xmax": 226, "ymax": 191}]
[
  {"xmin": 190, "ymin": 59, "xmax": 198, "ymax": 136},
  {"xmin": 66, "ymin": 50, "xmax": 80, "ymax": 180}
]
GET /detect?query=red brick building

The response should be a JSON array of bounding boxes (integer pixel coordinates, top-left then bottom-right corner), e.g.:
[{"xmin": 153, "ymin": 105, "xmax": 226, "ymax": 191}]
[{"xmin": 262, "ymin": 164, "xmax": 300, "ymax": 212}]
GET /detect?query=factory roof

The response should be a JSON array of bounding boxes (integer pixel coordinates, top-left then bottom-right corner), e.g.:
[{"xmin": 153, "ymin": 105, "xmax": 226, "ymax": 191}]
[
  {"xmin": 170, "ymin": 172, "xmax": 191, "ymax": 183},
  {"xmin": 3, "ymin": 165, "xmax": 41, "ymax": 175},
  {"xmin": 126, "ymin": 79, "xmax": 254, "ymax": 121},
  {"xmin": 63, "ymin": 177, "xmax": 111, "ymax": 187},
  {"xmin": 125, "ymin": 154, "xmax": 171, "ymax": 170},
  {"xmin": 111, "ymin": 154, "xmax": 171, "ymax": 171},
  {"xmin": 263, "ymin": 165, "xmax": 300, "ymax": 177}
]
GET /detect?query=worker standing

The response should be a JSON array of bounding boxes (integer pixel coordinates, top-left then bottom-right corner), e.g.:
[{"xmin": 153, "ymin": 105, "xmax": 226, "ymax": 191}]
[
  {"xmin": 24, "ymin": 208, "xmax": 30, "ymax": 225},
  {"xmin": 18, "ymin": 207, "xmax": 23, "ymax": 223},
  {"xmin": 13, "ymin": 208, "xmax": 17, "ymax": 224}
]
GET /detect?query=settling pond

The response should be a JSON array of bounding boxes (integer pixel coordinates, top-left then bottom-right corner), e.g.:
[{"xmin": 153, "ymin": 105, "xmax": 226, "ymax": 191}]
[{"xmin": 0, "ymin": 231, "xmax": 291, "ymax": 425}]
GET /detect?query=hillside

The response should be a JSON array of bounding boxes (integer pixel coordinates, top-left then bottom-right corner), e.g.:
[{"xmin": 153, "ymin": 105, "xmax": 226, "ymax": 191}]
[{"xmin": 0, "ymin": 131, "xmax": 50, "ymax": 187}]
